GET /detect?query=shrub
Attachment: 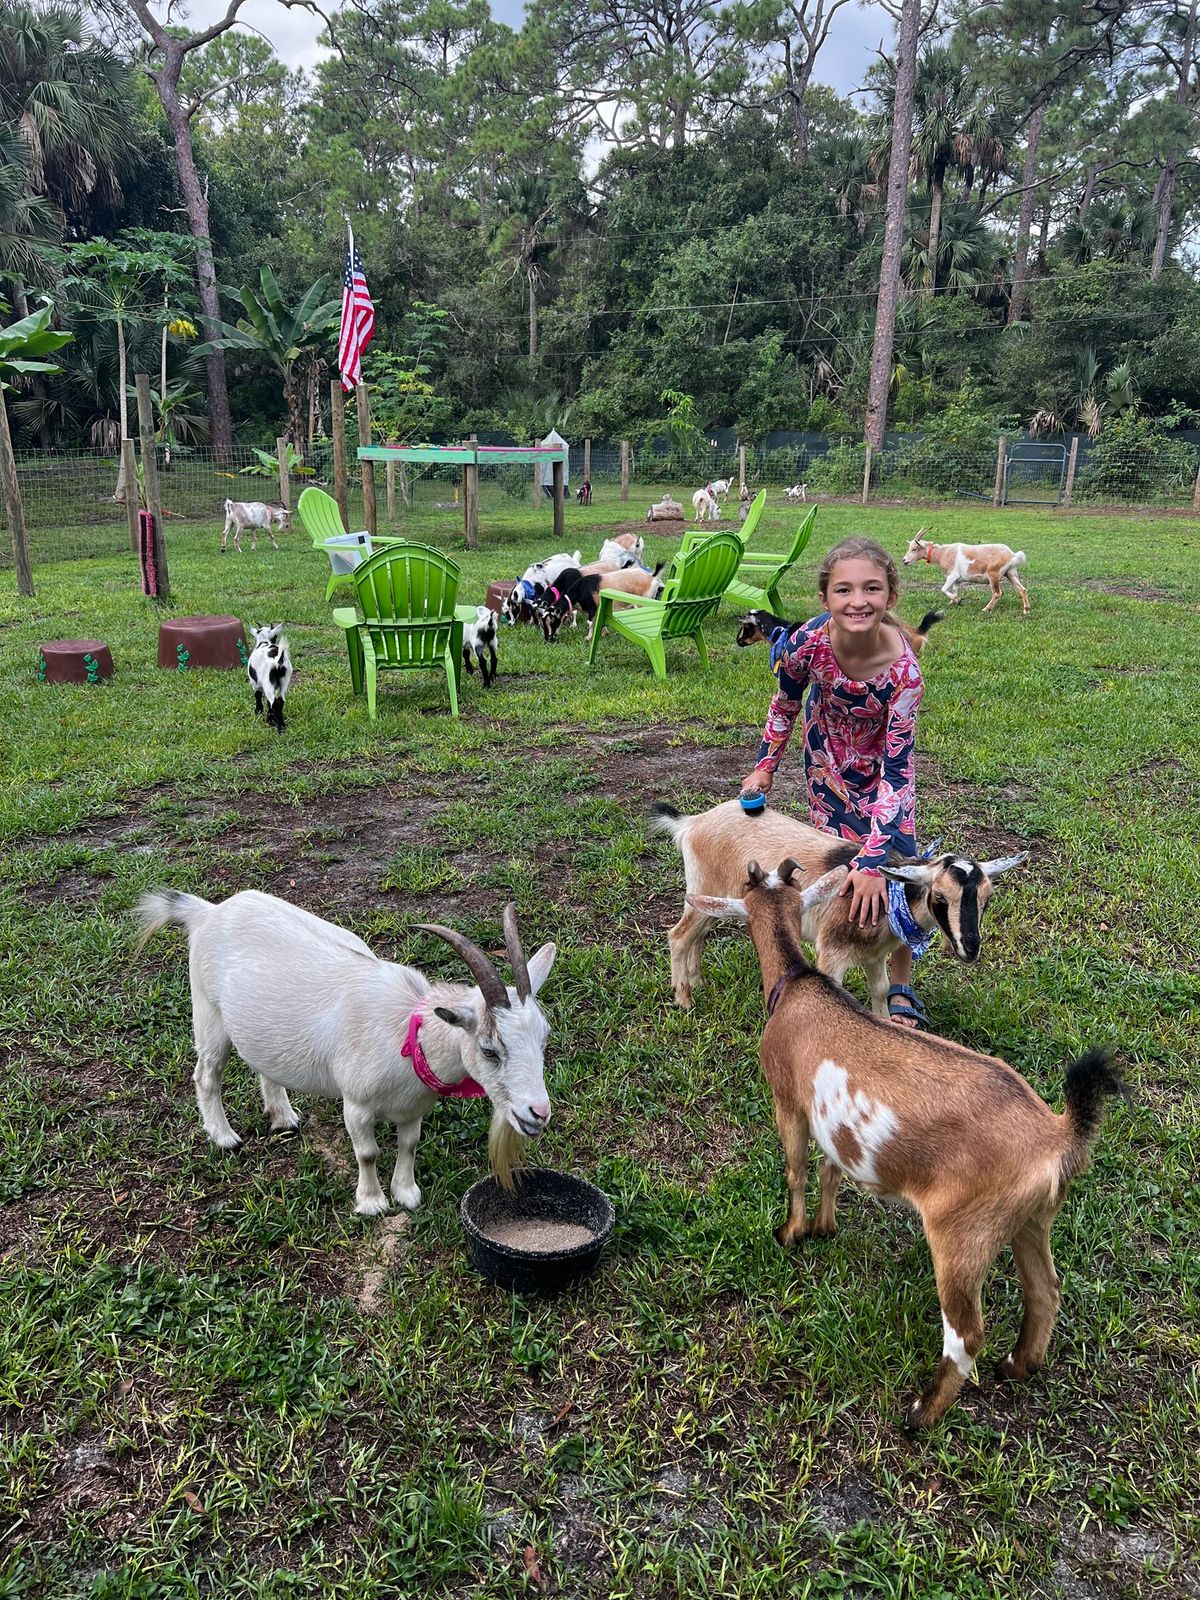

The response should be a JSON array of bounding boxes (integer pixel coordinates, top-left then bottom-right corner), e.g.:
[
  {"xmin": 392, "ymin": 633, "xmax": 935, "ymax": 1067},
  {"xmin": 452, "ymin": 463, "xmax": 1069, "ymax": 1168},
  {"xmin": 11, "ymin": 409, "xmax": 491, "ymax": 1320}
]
[
  {"xmin": 892, "ymin": 384, "xmax": 998, "ymax": 494},
  {"xmin": 1077, "ymin": 413, "xmax": 1197, "ymax": 501},
  {"xmin": 806, "ymin": 440, "xmax": 869, "ymax": 494}
]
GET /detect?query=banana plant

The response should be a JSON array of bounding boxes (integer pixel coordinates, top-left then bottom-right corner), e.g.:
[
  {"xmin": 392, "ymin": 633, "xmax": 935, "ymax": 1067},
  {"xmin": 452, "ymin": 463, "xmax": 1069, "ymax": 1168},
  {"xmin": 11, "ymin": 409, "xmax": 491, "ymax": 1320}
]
[
  {"xmin": 196, "ymin": 267, "xmax": 340, "ymax": 446},
  {"xmin": 0, "ymin": 301, "xmax": 73, "ymax": 596}
]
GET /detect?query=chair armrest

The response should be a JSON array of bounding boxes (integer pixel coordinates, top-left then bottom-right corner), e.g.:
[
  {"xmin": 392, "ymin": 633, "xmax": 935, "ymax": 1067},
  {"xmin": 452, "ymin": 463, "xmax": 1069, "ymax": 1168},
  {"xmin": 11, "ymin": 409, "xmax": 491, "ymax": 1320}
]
[{"xmin": 332, "ymin": 607, "xmax": 359, "ymax": 630}]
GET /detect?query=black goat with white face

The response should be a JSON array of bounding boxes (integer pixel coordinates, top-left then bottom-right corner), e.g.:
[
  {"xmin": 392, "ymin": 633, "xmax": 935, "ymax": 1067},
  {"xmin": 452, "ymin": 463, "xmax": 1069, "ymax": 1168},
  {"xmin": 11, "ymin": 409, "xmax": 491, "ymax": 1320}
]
[
  {"xmin": 247, "ymin": 624, "xmax": 293, "ymax": 732},
  {"xmin": 462, "ymin": 605, "xmax": 499, "ymax": 686}
]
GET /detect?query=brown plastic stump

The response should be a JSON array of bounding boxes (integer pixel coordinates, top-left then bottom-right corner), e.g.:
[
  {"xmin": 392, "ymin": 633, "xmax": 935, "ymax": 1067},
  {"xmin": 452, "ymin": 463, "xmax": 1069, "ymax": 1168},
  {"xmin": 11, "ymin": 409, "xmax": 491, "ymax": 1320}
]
[
  {"xmin": 486, "ymin": 581, "xmax": 513, "ymax": 615},
  {"xmin": 38, "ymin": 639, "xmax": 114, "ymax": 684},
  {"xmin": 158, "ymin": 615, "xmax": 247, "ymax": 671}
]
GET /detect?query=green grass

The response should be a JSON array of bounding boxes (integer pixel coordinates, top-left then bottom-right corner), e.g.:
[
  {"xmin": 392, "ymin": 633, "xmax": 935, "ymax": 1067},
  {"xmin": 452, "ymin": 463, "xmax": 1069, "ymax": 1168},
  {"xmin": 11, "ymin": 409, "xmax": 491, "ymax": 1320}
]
[{"xmin": 1, "ymin": 495, "xmax": 1198, "ymax": 1598}]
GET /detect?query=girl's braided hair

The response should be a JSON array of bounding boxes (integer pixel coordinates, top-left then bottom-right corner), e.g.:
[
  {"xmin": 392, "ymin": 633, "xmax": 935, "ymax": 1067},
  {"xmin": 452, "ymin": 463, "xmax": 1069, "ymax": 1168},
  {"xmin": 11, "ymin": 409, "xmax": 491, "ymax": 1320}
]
[{"xmin": 817, "ymin": 536, "xmax": 899, "ymax": 598}]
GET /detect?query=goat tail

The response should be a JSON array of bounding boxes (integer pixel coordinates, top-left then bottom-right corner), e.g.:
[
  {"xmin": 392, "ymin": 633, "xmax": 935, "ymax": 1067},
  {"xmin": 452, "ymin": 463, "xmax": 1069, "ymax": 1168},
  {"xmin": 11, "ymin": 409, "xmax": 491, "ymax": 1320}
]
[
  {"xmin": 648, "ymin": 801, "xmax": 689, "ymax": 846},
  {"xmin": 916, "ymin": 609, "xmax": 945, "ymax": 637},
  {"xmin": 1011, "ymin": 550, "xmax": 1028, "ymax": 568},
  {"xmin": 133, "ymin": 887, "xmax": 213, "ymax": 956},
  {"xmin": 488, "ymin": 1111, "xmax": 525, "ymax": 1192},
  {"xmin": 1060, "ymin": 1047, "xmax": 1126, "ymax": 1179}
]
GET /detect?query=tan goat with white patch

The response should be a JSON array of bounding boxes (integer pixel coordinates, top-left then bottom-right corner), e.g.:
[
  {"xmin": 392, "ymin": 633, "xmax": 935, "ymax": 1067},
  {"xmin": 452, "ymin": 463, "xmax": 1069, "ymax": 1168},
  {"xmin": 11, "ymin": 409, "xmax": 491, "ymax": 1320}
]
[
  {"xmin": 690, "ymin": 859, "xmax": 1123, "ymax": 1428},
  {"xmin": 652, "ymin": 799, "xmax": 1026, "ymax": 1013},
  {"xmin": 903, "ymin": 531, "xmax": 1030, "ymax": 614}
]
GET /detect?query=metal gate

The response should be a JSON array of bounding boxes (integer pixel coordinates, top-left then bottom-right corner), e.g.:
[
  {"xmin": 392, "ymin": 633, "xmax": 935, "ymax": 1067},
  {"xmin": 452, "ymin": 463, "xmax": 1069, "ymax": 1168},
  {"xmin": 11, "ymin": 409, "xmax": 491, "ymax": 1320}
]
[{"xmin": 1003, "ymin": 442, "xmax": 1067, "ymax": 506}]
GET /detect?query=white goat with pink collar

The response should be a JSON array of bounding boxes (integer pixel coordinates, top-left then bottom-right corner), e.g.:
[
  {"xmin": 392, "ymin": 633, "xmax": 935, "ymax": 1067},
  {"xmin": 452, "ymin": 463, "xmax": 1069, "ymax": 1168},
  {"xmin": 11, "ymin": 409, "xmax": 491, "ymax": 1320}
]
[{"xmin": 134, "ymin": 888, "xmax": 556, "ymax": 1216}]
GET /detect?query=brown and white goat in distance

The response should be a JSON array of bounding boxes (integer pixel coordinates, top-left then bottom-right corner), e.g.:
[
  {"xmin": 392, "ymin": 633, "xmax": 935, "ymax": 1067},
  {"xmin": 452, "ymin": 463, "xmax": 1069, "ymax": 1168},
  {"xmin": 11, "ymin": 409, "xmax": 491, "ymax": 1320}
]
[
  {"xmin": 735, "ymin": 606, "xmax": 945, "ymax": 660},
  {"xmin": 134, "ymin": 889, "xmax": 555, "ymax": 1216},
  {"xmin": 903, "ymin": 530, "xmax": 1031, "ymax": 615},
  {"xmin": 652, "ymin": 799, "xmax": 1027, "ymax": 1013},
  {"xmin": 689, "ymin": 859, "xmax": 1124, "ymax": 1428}
]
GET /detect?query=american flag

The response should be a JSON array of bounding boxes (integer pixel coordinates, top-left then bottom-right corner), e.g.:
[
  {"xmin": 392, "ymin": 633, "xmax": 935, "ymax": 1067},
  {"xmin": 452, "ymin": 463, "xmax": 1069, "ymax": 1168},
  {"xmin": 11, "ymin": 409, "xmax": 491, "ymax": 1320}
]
[{"xmin": 338, "ymin": 227, "xmax": 375, "ymax": 392}]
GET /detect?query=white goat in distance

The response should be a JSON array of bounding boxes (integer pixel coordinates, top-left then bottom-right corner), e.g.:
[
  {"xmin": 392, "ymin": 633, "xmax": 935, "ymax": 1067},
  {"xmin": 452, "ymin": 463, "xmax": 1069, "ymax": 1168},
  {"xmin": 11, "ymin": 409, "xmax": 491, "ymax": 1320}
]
[{"xmin": 135, "ymin": 889, "xmax": 556, "ymax": 1216}]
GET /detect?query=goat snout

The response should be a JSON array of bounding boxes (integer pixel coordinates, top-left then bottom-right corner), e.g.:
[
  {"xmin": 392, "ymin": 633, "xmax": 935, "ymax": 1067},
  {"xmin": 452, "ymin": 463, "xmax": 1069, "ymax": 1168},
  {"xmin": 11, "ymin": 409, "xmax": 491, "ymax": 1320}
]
[{"xmin": 512, "ymin": 1102, "xmax": 552, "ymax": 1136}]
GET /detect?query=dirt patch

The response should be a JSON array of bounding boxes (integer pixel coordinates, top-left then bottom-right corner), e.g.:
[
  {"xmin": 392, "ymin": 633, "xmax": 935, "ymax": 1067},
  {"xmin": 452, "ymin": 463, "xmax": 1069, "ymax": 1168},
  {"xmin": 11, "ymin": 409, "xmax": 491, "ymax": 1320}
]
[{"xmin": 1083, "ymin": 580, "xmax": 1178, "ymax": 602}]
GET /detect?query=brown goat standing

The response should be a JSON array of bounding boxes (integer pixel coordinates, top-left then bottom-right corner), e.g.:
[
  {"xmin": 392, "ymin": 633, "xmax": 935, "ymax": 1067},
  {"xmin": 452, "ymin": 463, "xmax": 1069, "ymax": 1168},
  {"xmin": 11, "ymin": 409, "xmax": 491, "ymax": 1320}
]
[{"xmin": 689, "ymin": 860, "xmax": 1124, "ymax": 1428}]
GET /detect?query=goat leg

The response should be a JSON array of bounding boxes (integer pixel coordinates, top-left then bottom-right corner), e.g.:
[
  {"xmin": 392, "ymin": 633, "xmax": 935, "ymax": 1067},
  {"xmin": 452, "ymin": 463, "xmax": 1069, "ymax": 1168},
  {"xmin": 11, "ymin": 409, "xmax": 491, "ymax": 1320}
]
[
  {"xmin": 390, "ymin": 1115, "xmax": 424, "ymax": 1210},
  {"xmin": 772, "ymin": 1103, "xmax": 811, "ymax": 1246},
  {"xmin": 259, "ymin": 1074, "xmax": 301, "ymax": 1135},
  {"xmin": 811, "ymin": 1159, "xmax": 843, "ymax": 1238},
  {"xmin": 343, "ymin": 1098, "xmax": 390, "ymax": 1216}
]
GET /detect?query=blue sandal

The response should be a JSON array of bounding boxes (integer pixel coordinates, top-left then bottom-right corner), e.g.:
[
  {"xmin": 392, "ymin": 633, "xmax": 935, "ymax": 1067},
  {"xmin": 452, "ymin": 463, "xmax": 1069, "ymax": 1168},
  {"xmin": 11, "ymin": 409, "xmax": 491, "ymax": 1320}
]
[{"xmin": 887, "ymin": 984, "xmax": 928, "ymax": 1029}]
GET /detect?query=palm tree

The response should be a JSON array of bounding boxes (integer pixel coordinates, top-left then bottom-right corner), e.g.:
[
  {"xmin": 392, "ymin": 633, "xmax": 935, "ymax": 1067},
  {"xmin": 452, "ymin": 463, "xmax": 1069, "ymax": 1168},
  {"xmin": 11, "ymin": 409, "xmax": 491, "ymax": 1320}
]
[
  {"xmin": 195, "ymin": 268, "xmax": 340, "ymax": 447},
  {"xmin": 0, "ymin": 299, "xmax": 71, "ymax": 595},
  {"xmin": 490, "ymin": 173, "xmax": 570, "ymax": 364},
  {"xmin": 1059, "ymin": 196, "xmax": 1156, "ymax": 264},
  {"xmin": 0, "ymin": 1, "xmax": 129, "ymax": 267},
  {"xmin": 909, "ymin": 49, "xmax": 1008, "ymax": 296},
  {"xmin": 0, "ymin": 122, "xmax": 59, "ymax": 282}
]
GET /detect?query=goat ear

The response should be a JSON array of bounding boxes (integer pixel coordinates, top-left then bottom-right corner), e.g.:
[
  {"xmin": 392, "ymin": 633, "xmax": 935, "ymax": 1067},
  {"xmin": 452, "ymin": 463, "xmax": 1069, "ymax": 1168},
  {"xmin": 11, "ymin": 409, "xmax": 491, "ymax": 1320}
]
[
  {"xmin": 525, "ymin": 942, "xmax": 556, "ymax": 996},
  {"xmin": 878, "ymin": 862, "xmax": 935, "ymax": 885},
  {"xmin": 979, "ymin": 851, "xmax": 1029, "ymax": 878},
  {"xmin": 746, "ymin": 860, "xmax": 766, "ymax": 886},
  {"xmin": 800, "ymin": 867, "xmax": 845, "ymax": 910},
  {"xmin": 434, "ymin": 1004, "xmax": 477, "ymax": 1032},
  {"xmin": 686, "ymin": 893, "xmax": 749, "ymax": 921}
]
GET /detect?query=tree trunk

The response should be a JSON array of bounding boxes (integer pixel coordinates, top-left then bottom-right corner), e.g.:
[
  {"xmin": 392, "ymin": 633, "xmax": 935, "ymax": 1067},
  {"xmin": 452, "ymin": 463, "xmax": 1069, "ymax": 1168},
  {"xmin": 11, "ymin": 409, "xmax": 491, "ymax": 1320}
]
[
  {"xmin": 1036, "ymin": 198, "xmax": 1051, "ymax": 271},
  {"xmin": 864, "ymin": 0, "xmax": 920, "ymax": 450},
  {"xmin": 1077, "ymin": 162, "xmax": 1099, "ymax": 222},
  {"xmin": 1008, "ymin": 99, "xmax": 1047, "ymax": 323},
  {"xmin": 1150, "ymin": 151, "xmax": 1179, "ymax": 279},
  {"xmin": 925, "ymin": 173, "xmax": 944, "ymax": 296},
  {"xmin": 0, "ymin": 391, "xmax": 34, "ymax": 597},
  {"xmin": 784, "ymin": 39, "xmax": 812, "ymax": 162},
  {"xmin": 528, "ymin": 272, "xmax": 538, "ymax": 361}
]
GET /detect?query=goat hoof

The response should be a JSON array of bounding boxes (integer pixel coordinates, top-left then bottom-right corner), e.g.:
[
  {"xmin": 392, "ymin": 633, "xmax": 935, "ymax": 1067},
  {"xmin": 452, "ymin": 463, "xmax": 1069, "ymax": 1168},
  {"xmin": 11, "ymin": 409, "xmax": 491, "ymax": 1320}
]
[
  {"xmin": 391, "ymin": 1183, "xmax": 422, "ymax": 1211},
  {"xmin": 355, "ymin": 1194, "xmax": 391, "ymax": 1218},
  {"xmin": 809, "ymin": 1222, "xmax": 838, "ymax": 1240},
  {"xmin": 269, "ymin": 1118, "xmax": 301, "ymax": 1138},
  {"xmin": 774, "ymin": 1221, "xmax": 808, "ymax": 1248},
  {"xmin": 995, "ymin": 1354, "xmax": 1039, "ymax": 1383},
  {"xmin": 211, "ymin": 1131, "xmax": 242, "ymax": 1151}
]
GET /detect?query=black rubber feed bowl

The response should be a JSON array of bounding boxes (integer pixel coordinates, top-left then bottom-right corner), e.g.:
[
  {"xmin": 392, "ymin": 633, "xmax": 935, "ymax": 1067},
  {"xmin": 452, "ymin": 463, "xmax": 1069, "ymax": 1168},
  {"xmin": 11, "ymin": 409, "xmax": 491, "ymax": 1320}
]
[{"xmin": 460, "ymin": 1168, "xmax": 615, "ymax": 1294}]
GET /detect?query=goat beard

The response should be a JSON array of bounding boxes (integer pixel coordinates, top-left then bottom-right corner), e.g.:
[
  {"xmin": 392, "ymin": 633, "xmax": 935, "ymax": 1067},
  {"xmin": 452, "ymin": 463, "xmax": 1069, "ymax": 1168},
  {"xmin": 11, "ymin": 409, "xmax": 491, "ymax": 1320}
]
[{"xmin": 488, "ymin": 1111, "xmax": 525, "ymax": 1191}]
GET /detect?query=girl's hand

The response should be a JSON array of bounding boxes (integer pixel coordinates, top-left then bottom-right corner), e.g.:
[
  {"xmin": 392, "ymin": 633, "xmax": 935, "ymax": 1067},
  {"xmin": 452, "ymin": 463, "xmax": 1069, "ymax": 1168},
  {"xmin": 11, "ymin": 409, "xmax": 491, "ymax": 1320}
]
[
  {"xmin": 839, "ymin": 866, "xmax": 887, "ymax": 928},
  {"xmin": 741, "ymin": 770, "xmax": 773, "ymax": 798}
]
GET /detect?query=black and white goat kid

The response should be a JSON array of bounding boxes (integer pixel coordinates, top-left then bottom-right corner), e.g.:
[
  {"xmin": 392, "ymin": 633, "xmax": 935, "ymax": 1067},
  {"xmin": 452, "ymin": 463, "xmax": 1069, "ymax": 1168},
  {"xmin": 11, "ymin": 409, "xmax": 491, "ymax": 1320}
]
[
  {"xmin": 247, "ymin": 623, "xmax": 293, "ymax": 732},
  {"xmin": 462, "ymin": 604, "xmax": 499, "ymax": 686}
]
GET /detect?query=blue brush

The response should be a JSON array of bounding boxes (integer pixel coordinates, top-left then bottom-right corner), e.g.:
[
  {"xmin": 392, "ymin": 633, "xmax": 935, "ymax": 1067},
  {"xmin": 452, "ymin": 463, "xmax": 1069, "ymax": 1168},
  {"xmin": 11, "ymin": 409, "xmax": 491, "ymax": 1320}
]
[{"xmin": 740, "ymin": 791, "xmax": 767, "ymax": 815}]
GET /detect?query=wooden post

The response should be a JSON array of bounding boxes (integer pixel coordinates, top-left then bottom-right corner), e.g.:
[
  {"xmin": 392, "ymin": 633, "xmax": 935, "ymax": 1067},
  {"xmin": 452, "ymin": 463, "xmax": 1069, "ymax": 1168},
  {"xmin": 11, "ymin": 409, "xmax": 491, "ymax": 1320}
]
[
  {"xmin": 276, "ymin": 435, "xmax": 291, "ymax": 513},
  {"xmin": 464, "ymin": 435, "xmax": 479, "ymax": 549},
  {"xmin": 620, "ymin": 439, "xmax": 630, "ymax": 501},
  {"xmin": 532, "ymin": 441, "xmax": 541, "ymax": 508},
  {"xmin": 552, "ymin": 455, "xmax": 564, "ymax": 542},
  {"xmin": 992, "ymin": 435, "xmax": 1007, "ymax": 507},
  {"xmin": 0, "ymin": 392, "xmax": 34, "ymax": 597},
  {"xmin": 121, "ymin": 438, "xmax": 139, "ymax": 554},
  {"xmin": 738, "ymin": 443, "xmax": 747, "ymax": 494},
  {"xmin": 583, "ymin": 437, "xmax": 591, "ymax": 484},
  {"xmin": 135, "ymin": 373, "xmax": 169, "ymax": 599},
  {"xmin": 356, "ymin": 383, "xmax": 376, "ymax": 540},
  {"xmin": 1191, "ymin": 452, "xmax": 1200, "ymax": 514},
  {"xmin": 330, "ymin": 380, "xmax": 348, "ymax": 528},
  {"xmin": 1064, "ymin": 436, "xmax": 1080, "ymax": 508},
  {"xmin": 386, "ymin": 437, "xmax": 396, "ymax": 521},
  {"xmin": 861, "ymin": 443, "xmax": 873, "ymax": 506}
]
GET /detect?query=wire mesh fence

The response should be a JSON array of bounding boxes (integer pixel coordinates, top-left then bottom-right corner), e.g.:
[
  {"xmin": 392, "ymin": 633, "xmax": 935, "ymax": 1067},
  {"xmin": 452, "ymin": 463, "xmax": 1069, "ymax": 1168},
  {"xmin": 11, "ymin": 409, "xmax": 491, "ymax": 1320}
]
[{"xmin": 5, "ymin": 430, "xmax": 1199, "ymax": 574}]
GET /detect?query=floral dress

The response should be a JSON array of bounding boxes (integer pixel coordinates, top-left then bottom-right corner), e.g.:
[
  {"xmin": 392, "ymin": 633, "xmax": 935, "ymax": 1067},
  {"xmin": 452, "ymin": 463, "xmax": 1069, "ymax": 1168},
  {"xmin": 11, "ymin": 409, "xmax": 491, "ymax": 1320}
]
[{"xmin": 754, "ymin": 613, "xmax": 924, "ymax": 875}]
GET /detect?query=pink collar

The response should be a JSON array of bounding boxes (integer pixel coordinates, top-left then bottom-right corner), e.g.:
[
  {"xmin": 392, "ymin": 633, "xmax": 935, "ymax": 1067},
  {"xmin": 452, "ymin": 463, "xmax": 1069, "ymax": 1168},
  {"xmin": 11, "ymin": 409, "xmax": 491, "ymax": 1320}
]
[{"xmin": 401, "ymin": 1012, "xmax": 486, "ymax": 1098}]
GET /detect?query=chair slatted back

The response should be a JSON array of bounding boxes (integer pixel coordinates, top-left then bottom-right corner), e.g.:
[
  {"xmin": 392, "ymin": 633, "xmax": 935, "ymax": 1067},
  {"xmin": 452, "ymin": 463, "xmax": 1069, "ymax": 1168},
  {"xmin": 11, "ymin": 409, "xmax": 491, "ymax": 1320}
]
[
  {"xmin": 658, "ymin": 532, "xmax": 743, "ymax": 637},
  {"xmin": 351, "ymin": 543, "xmax": 461, "ymax": 668},
  {"xmin": 298, "ymin": 486, "xmax": 349, "ymax": 549}
]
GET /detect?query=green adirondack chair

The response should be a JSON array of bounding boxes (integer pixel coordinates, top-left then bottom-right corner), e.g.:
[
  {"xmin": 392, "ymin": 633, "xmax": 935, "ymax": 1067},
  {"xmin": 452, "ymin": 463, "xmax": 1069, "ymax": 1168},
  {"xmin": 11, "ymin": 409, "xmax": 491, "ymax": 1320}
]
[
  {"xmin": 332, "ymin": 542, "xmax": 467, "ymax": 718},
  {"xmin": 678, "ymin": 487, "xmax": 766, "ymax": 556},
  {"xmin": 725, "ymin": 506, "xmax": 818, "ymax": 613},
  {"xmin": 298, "ymin": 486, "xmax": 373, "ymax": 602},
  {"xmin": 587, "ymin": 530, "xmax": 743, "ymax": 680}
]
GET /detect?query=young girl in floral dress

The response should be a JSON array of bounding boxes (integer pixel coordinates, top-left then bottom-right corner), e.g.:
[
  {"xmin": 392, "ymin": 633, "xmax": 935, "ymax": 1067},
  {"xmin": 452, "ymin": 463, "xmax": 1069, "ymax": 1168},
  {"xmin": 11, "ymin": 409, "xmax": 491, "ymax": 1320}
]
[{"xmin": 741, "ymin": 535, "xmax": 929, "ymax": 1028}]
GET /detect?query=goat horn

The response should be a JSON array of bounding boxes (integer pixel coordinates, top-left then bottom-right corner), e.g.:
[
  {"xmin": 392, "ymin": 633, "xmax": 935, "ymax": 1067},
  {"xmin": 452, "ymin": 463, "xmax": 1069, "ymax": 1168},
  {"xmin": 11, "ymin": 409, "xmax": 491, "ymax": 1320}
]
[
  {"xmin": 501, "ymin": 903, "xmax": 530, "ymax": 1000},
  {"xmin": 778, "ymin": 858, "xmax": 804, "ymax": 884},
  {"xmin": 415, "ymin": 923, "xmax": 510, "ymax": 1009}
]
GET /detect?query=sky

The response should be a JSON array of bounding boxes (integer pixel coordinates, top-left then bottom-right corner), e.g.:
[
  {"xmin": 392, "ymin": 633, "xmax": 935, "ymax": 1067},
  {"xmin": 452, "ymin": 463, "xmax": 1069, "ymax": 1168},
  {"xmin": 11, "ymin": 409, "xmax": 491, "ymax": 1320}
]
[{"xmin": 180, "ymin": 0, "xmax": 895, "ymax": 99}]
